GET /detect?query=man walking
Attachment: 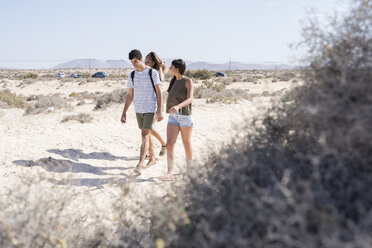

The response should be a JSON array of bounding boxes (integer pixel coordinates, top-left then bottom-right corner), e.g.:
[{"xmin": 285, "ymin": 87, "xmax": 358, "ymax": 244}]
[{"xmin": 121, "ymin": 49, "xmax": 163, "ymax": 174}]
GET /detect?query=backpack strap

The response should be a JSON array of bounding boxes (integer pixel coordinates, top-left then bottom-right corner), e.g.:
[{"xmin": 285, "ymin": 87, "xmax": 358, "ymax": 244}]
[
  {"xmin": 130, "ymin": 70, "xmax": 135, "ymax": 85},
  {"xmin": 131, "ymin": 69, "xmax": 157, "ymax": 97},
  {"xmin": 148, "ymin": 68, "xmax": 157, "ymax": 97}
]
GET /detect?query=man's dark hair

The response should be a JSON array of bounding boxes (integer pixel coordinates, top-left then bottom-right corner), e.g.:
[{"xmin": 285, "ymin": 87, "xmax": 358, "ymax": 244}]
[{"xmin": 129, "ymin": 49, "xmax": 142, "ymax": 60}]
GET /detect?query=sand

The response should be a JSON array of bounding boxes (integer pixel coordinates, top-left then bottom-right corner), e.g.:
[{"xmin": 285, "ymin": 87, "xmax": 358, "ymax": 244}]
[{"xmin": 0, "ymin": 72, "xmax": 298, "ymax": 227}]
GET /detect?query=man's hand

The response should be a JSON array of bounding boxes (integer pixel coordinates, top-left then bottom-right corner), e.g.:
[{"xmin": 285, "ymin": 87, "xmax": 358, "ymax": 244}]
[
  {"xmin": 156, "ymin": 111, "xmax": 163, "ymax": 122},
  {"xmin": 121, "ymin": 112, "xmax": 127, "ymax": 124}
]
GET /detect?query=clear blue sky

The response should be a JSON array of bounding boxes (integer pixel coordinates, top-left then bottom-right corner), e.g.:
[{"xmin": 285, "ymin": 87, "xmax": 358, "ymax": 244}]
[{"xmin": 0, "ymin": 0, "xmax": 350, "ymax": 68}]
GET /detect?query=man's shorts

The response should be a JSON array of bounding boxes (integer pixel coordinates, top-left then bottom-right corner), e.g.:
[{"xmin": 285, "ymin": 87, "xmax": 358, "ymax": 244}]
[
  {"xmin": 136, "ymin": 113, "xmax": 155, "ymax": 130},
  {"xmin": 168, "ymin": 112, "xmax": 193, "ymax": 127}
]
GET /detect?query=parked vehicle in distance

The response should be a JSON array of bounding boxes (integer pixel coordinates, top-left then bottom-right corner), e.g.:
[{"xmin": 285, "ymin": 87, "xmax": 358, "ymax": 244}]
[
  {"xmin": 55, "ymin": 73, "xmax": 65, "ymax": 78},
  {"xmin": 215, "ymin": 72, "xmax": 227, "ymax": 77},
  {"xmin": 92, "ymin": 72, "xmax": 108, "ymax": 78},
  {"xmin": 69, "ymin": 73, "xmax": 82, "ymax": 78}
]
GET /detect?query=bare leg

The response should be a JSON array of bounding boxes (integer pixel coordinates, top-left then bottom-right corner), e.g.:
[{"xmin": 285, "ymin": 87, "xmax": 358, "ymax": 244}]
[
  {"xmin": 180, "ymin": 126, "xmax": 193, "ymax": 171},
  {"xmin": 135, "ymin": 128, "xmax": 151, "ymax": 174},
  {"xmin": 151, "ymin": 129, "xmax": 166, "ymax": 147},
  {"xmin": 145, "ymin": 134, "xmax": 157, "ymax": 168},
  {"xmin": 162, "ymin": 124, "xmax": 179, "ymax": 179},
  {"xmin": 148, "ymin": 134, "xmax": 155, "ymax": 159}
]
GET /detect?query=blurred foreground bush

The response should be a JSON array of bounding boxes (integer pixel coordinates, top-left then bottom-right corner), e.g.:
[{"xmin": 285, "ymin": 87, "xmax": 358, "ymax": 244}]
[{"xmin": 147, "ymin": 1, "xmax": 372, "ymax": 247}]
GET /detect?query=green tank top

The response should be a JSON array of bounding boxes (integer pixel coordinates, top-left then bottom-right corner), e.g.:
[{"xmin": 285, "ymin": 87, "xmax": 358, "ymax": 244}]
[{"xmin": 166, "ymin": 77, "xmax": 192, "ymax": 115}]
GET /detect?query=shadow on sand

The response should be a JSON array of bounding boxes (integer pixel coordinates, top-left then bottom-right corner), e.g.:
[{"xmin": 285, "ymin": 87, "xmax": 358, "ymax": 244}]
[
  {"xmin": 13, "ymin": 157, "xmax": 133, "ymax": 175},
  {"xmin": 47, "ymin": 148, "xmax": 138, "ymax": 162},
  {"xmin": 13, "ymin": 157, "xmax": 159, "ymax": 188}
]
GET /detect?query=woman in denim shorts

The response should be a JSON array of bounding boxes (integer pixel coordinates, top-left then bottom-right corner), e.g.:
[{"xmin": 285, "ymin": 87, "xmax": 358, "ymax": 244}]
[{"xmin": 162, "ymin": 59, "xmax": 193, "ymax": 181}]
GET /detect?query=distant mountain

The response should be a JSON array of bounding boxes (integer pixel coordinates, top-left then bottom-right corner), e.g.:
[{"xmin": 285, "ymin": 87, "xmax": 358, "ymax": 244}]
[
  {"xmin": 162, "ymin": 58, "xmax": 192, "ymax": 67},
  {"xmin": 53, "ymin": 59, "xmax": 131, "ymax": 69},
  {"xmin": 186, "ymin": 61, "xmax": 295, "ymax": 70},
  {"xmin": 53, "ymin": 59, "xmax": 295, "ymax": 70}
]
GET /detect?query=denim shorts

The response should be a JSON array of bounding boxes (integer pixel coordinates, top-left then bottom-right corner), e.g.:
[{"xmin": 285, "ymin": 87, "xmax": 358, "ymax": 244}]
[{"xmin": 168, "ymin": 112, "xmax": 193, "ymax": 127}]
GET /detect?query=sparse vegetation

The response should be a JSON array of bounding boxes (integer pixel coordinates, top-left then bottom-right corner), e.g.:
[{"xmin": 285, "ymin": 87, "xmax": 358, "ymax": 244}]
[
  {"xmin": 94, "ymin": 89, "xmax": 128, "ymax": 110},
  {"xmin": 21, "ymin": 72, "xmax": 38, "ymax": 79},
  {"xmin": 185, "ymin": 69, "xmax": 213, "ymax": 80},
  {"xmin": 194, "ymin": 80, "xmax": 251, "ymax": 103},
  {"xmin": 61, "ymin": 113, "xmax": 93, "ymax": 123},
  {"xmin": 207, "ymin": 96, "xmax": 238, "ymax": 104},
  {"xmin": 69, "ymin": 91, "xmax": 96, "ymax": 101},
  {"xmin": 144, "ymin": 1, "xmax": 372, "ymax": 247},
  {"xmin": 0, "ymin": 89, "xmax": 27, "ymax": 108},
  {"xmin": 0, "ymin": 1, "xmax": 370, "ymax": 247},
  {"xmin": 25, "ymin": 94, "xmax": 71, "ymax": 114}
]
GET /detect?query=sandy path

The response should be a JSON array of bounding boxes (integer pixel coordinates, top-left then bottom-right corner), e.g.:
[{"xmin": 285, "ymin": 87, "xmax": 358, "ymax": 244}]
[{"xmin": 0, "ymin": 79, "xmax": 296, "ymax": 218}]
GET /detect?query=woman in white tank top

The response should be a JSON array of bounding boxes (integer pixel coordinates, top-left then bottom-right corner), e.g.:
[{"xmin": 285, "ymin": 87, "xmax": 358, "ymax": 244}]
[{"xmin": 145, "ymin": 52, "xmax": 167, "ymax": 157}]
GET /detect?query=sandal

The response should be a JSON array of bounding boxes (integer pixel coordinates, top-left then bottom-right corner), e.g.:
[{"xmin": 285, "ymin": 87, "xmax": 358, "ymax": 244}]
[
  {"xmin": 134, "ymin": 164, "xmax": 143, "ymax": 175},
  {"xmin": 159, "ymin": 145, "xmax": 167, "ymax": 157},
  {"xmin": 144, "ymin": 159, "xmax": 157, "ymax": 169},
  {"xmin": 160, "ymin": 174, "xmax": 173, "ymax": 181}
]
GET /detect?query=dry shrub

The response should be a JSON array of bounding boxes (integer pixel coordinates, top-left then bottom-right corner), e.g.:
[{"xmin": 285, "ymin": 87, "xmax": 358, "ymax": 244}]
[
  {"xmin": 207, "ymin": 96, "xmax": 238, "ymax": 104},
  {"xmin": 61, "ymin": 113, "xmax": 93, "ymax": 123},
  {"xmin": 25, "ymin": 94, "xmax": 70, "ymax": 114},
  {"xmin": 42, "ymin": 73, "xmax": 54, "ymax": 78},
  {"xmin": 215, "ymin": 77, "xmax": 233, "ymax": 85},
  {"xmin": 78, "ymin": 80, "xmax": 87, "ymax": 85},
  {"xmin": 21, "ymin": 72, "xmax": 38, "ymax": 79},
  {"xmin": 87, "ymin": 78, "xmax": 98, "ymax": 83},
  {"xmin": 244, "ymin": 77, "xmax": 258, "ymax": 83},
  {"xmin": 232, "ymin": 75, "xmax": 242, "ymax": 82},
  {"xmin": 144, "ymin": 1, "xmax": 372, "ymax": 247},
  {"xmin": 69, "ymin": 91, "xmax": 95, "ymax": 100},
  {"xmin": 0, "ymin": 174, "xmax": 108, "ymax": 248},
  {"xmin": 23, "ymin": 79, "xmax": 36, "ymax": 85},
  {"xmin": 17, "ymin": 79, "xmax": 37, "ymax": 88},
  {"xmin": 94, "ymin": 89, "xmax": 128, "ymax": 110},
  {"xmin": 185, "ymin": 69, "xmax": 213, "ymax": 80},
  {"xmin": 277, "ymin": 71, "xmax": 296, "ymax": 81},
  {"xmin": 0, "ymin": 89, "xmax": 27, "ymax": 108},
  {"xmin": 77, "ymin": 100, "xmax": 86, "ymax": 106},
  {"xmin": 0, "ymin": 101, "xmax": 9, "ymax": 109},
  {"xmin": 62, "ymin": 78, "xmax": 76, "ymax": 83},
  {"xmin": 26, "ymin": 95, "xmax": 41, "ymax": 101},
  {"xmin": 261, "ymin": 90, "xmax": 270, "ymax": 96},
  {"xmin": 195, "ymin": 81, "xmax": 251, "ymax": 103}
]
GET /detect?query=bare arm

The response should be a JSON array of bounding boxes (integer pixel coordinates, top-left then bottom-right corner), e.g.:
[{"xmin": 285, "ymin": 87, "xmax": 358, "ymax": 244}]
[
  {"xmin": 121, "ymin": 88, "xmax": 134, "ymax": 124},
  {"xmin": 158, "ymin": 68, "xmax": 165, "ymax": 82},
  {"xmin": 155, "ymin": 84, "xmax": 163, "ymax": 121}
]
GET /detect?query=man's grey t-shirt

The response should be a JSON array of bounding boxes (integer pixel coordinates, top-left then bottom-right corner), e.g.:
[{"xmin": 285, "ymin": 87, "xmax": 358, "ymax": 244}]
[{"xmin": 127, "ymin": 67, "xmax": 161, "ymax": 113}]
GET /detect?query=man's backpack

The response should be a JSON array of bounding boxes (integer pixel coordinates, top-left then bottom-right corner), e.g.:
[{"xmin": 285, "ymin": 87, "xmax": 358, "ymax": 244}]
[{"xmin": 130, "ymin": 68, "xmax": 157, "ymax": 97}]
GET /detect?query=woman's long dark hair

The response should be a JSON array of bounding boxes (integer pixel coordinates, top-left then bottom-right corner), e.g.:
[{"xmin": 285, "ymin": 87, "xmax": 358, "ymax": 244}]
[
  {"xmin": 167, "ymin": 59, "xmax": 186, "ymax": 92},
  {"xmin": 147, "ymin": 52, "xmax": 167, "ymax": 73}
]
